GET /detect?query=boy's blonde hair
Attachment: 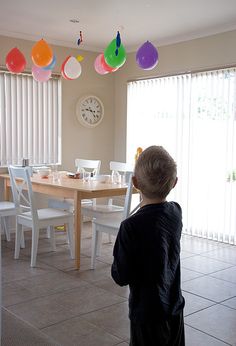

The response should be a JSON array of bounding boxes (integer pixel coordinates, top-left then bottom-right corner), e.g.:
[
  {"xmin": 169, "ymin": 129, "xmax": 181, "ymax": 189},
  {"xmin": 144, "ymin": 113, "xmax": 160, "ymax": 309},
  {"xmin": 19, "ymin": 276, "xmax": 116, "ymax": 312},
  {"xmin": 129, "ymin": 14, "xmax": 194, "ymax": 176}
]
[{"xmin": 134, "ymin": 146, "xmax": 177, "ymax": 199}]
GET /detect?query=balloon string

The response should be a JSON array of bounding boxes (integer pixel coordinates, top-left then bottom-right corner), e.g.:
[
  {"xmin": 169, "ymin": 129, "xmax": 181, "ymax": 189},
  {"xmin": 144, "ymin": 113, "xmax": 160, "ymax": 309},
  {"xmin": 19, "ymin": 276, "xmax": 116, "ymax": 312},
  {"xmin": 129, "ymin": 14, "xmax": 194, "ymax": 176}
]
[
  {"xmin": 77, "ymin": 31, "xmax": 83, "ymax": 46},
  {"xmin": 115, "ymin": 31, "xmax": 121, "ymax": 56}
]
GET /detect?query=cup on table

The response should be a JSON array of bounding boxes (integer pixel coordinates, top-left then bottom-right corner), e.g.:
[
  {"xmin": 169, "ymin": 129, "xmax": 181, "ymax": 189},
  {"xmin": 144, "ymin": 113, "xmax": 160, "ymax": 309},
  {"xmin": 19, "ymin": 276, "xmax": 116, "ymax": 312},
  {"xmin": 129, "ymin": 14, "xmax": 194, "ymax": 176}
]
[
  {"xmin": 51, "ymin": 165, "xmax": 60, "ymax": 183},
  {"xmin": 83, "ymin": 171, "xmax": 90, "ymax": 182}
]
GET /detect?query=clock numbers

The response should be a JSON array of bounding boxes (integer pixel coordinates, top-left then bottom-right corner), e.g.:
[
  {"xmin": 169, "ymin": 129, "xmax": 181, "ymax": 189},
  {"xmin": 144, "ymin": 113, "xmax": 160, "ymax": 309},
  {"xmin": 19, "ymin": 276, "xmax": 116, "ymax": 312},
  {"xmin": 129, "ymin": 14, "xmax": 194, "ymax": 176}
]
[{"xmin": 76, "ymin": 96, "xmax": 104, "ymax": 127}]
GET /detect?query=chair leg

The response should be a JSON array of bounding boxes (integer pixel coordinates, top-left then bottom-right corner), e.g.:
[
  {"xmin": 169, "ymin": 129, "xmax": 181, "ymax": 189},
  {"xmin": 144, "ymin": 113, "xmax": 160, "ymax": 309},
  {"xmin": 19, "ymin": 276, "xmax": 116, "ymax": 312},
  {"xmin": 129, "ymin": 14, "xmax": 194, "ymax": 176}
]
[
  {"xmin": 91, "ymin": 222, "xmax": 97, "ymax": 269},
  {"xmin": 67, "ymin": 219, "xmax": 75, "ymax": 259},
  {"xmin": 14, "ymin": 223, "xmax": 22, "ymax": 259},
  {"xmin": 46, "ymin": 226, "xmax": 51, "ymax": 239},
  {"xmin": 49, "ymin": 226, "xmax": 56, "ymax": 251},
  {"xmin": 96, "ymin": 231, "xmax": 102, "ymax": 256},
  {"xmin": 2, "ymin": 217, "xmax": 11, "ymax": 242},
  {"xmin": 20, "ymin": 230, "xmax": 25, "ymax": 248},
  {"xmin": 31, "ymin": 225, "xmax": 39, "ymax": 267}
]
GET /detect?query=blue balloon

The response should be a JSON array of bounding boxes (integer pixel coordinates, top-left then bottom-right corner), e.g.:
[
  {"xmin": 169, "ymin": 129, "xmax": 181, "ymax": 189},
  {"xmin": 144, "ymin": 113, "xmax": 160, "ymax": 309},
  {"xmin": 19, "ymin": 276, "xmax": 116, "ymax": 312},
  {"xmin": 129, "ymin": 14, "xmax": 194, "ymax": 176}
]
[{"xmin": 43, "ymin": 55, "xmax": 56, "ymax": 70}]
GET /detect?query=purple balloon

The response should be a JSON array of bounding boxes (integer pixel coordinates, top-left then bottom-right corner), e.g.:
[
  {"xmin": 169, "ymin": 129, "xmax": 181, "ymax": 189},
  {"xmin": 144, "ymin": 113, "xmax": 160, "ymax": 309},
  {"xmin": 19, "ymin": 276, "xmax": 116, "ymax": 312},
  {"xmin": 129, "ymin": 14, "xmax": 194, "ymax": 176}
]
[{"xmin": 136, "ymin": 41, "xmax": 158, "ymax": 70}]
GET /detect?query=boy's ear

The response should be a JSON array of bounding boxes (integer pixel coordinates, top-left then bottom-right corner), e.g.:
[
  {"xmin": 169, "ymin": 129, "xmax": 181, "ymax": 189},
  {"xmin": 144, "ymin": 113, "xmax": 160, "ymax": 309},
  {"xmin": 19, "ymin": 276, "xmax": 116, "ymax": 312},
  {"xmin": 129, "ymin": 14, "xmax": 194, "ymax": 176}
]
[
  {"xmin": 172, "ymin": 177, "xmax": 178, "ymax": 189},
  {"xmin": 132, "ymin": 175, "xmax": 139, "ymax": 189}
]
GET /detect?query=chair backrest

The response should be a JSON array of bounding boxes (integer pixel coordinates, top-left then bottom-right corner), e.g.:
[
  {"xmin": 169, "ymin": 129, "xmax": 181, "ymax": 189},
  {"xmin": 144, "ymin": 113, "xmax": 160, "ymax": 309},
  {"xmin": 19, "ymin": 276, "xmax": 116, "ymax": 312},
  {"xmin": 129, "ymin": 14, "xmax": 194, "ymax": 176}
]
[
  {"xmin": 109, "ymin": 161, "xmax": 133, "ymax": 174},
  {"xmin": 8, "ymin": 166, "xmax": 38, "ymax": 221},
  {"xmin": 75, "ymin": 159, "xmax": 101, "ymax": 176},
  {"xmin": 122, "ymin": 171, "xmax": 134, "ymax": 220}
]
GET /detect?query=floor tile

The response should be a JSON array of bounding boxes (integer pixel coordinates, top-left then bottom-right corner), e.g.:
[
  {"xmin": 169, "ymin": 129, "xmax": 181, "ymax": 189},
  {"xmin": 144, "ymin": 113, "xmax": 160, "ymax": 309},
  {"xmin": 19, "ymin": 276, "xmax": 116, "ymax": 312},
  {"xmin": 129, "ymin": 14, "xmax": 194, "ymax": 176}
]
[
  {"xmin": 94, "ymin": 276, "xmax": 129, "ymax": 299},
  {"xmin": 82, "ymin": 301, "xmax": 129, "ymax": 340},
  {"xmin": 183, "ymin": 291, "xmax": 215, "ymax": 316},
  {"xmin": 42, "ymin": 315, "xmax": 122, "ymax": 346},
  {"xmin": 2, "ymin": 258, "xmax": 55, "ymax": 284},
  {"xmin": 185, "ymin": 304, "xmax": 236, "ymax": 344},
  {"xmin": 221, "ymin": 297, "xmax": 236, "ymax": 310},
  {"xmin": 181, "ymin": 236, "xmax": 220, "ymax": 254},
  {"xmin": 181, "ymin": 267, "xmax": 205, "ymax": 283},
  {"xmin": 3, "ymin": 271, "xmax": 89, "ymax": 307},
  {"xmin": 7, "ymin": 284, "xmax": 126, "ymax": 328},
  {"xmin": 185, "ymin": 325, "xmax": 230, "ymax": 345},
  {"xmin": 202, "ymin": 246, "xmax": 236, "ymax": 265},
  {"xmin": 182, "ymin": 275, "xmax": 236, "ymax": 302},
  {"xmin": 209, "ymin": 265, "xmax": 236, "ymax": 284},
  {"xmin": 182, "ymin": 255, "xmax": 233, "ymax": 274}
]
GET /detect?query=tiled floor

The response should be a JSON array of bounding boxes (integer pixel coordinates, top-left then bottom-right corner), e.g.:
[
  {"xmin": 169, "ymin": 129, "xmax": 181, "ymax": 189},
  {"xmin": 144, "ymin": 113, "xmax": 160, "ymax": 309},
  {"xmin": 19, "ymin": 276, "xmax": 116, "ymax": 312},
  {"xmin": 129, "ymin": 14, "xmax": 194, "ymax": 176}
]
[{"xmin": 2, "ymin": 223, "xmax": 236, "ymax": 345}]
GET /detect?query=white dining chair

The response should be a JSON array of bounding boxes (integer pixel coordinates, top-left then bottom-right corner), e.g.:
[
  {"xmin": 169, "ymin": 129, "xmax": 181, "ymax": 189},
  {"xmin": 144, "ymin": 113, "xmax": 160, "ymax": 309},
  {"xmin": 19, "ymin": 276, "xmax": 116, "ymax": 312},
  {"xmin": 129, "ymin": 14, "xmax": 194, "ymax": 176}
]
[
  {"xmin": 0, "ymin": 201, "xmax": 17, "ymax": 241},
  {"xmin": 8, "ymin": 165, "xmax": 74, "ymax": 267},
  {"xmin": 90, "ymin": 172, "xmax": 140, "ymax": 269},
  {"xmin": 82, "ymin": 161, "xmax": 134, "ymax": 218}
]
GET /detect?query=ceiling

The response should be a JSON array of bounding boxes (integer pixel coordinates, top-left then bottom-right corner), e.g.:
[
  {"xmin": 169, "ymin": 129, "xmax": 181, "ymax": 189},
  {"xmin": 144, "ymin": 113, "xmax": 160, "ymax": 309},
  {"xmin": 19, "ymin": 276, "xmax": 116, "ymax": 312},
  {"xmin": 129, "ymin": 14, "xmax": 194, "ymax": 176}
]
[{"xmin": 1, "ymin": 0, "xmax": 236, "ymax": 52}]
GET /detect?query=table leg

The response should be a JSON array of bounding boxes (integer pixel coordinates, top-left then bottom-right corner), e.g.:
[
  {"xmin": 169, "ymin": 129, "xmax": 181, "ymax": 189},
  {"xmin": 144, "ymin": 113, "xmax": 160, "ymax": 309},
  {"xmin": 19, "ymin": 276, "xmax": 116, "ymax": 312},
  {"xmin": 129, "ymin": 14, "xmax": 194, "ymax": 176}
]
[
  {"xmin": 74, "ymin": 191, "xmax": 82, "ymax": 269},
  {"xmin": 3, "ymin": 178, "xmax": 10, "ymax": 201}
]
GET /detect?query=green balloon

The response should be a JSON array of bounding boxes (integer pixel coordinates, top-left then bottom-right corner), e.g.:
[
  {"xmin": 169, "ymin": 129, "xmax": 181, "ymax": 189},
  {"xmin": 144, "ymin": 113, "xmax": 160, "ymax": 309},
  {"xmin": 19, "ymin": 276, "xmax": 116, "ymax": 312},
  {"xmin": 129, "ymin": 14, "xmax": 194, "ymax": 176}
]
[{"xmin": 104, "ymin": 39, "xmax": 126, "ymax": 68}]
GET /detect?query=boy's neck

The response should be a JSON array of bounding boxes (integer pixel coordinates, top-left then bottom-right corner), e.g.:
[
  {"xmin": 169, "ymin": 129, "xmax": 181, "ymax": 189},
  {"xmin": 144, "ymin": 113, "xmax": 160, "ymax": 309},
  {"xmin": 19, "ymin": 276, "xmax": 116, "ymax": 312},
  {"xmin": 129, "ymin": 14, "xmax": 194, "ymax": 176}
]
[{"xmin": 141, "ymin": 195, "xmax": 166, "ymax": 206}]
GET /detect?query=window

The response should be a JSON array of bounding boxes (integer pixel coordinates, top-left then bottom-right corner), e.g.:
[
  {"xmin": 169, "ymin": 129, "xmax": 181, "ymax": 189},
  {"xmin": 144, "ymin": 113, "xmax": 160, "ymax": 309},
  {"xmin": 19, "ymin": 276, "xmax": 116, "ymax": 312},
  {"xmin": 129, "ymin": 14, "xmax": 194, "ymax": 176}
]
[
  {"xmin": 0, "ymin": 71, "xmax": 61, "ymax": 166},
  {"xmin": 127, "ymin": 68, "xmax": 236, "ymax": 244}
]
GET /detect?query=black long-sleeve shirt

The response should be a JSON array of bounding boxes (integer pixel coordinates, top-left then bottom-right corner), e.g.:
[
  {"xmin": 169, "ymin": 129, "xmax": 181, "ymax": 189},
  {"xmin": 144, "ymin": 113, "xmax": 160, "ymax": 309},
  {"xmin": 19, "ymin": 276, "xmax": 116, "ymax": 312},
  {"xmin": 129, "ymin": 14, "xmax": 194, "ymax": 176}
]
[{"xmin": 111, "ymin": 202, "xmax": 185, "ymax": 323}]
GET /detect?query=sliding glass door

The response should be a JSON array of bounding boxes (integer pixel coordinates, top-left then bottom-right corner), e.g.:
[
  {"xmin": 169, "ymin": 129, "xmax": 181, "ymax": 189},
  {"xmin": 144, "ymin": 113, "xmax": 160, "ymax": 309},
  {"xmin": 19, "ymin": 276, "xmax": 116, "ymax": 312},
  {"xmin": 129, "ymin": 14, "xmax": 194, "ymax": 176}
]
[{"xmin": 127, "ymin": 68, "xmax": 236, "ymax": 244}]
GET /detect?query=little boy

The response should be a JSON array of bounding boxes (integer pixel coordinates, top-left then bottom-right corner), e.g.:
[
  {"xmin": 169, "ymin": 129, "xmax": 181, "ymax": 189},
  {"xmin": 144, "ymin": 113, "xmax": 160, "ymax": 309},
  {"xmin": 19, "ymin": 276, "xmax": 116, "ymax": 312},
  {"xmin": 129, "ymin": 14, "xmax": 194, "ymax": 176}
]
[{"xmin": 111, "ymin": 146, "xmax": 185, "ymax": 346}]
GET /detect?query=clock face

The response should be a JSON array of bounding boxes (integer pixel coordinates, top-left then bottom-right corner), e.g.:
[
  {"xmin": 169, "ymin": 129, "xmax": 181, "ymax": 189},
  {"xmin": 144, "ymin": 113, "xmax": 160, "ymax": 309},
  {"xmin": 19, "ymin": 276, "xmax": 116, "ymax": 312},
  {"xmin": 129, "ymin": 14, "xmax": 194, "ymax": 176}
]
[{"xmin": 76, "ymin": 96, "xmax": 104, "ymax": 128}]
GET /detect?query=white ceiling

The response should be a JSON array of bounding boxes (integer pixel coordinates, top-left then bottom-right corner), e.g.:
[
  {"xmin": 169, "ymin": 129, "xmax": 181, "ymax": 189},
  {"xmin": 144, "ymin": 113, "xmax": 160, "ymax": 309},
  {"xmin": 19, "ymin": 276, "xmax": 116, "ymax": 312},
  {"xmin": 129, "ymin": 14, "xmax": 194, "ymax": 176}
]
[{"xmin": 1, "ymin": 0, "xmax": 236, "ymax": 52}]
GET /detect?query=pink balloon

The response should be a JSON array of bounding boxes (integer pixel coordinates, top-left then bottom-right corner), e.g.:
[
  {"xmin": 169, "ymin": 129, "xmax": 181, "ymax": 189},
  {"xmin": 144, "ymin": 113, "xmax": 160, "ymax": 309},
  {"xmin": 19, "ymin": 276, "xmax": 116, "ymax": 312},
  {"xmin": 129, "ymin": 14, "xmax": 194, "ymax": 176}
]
[
  {"xmin": 32, "ymin": 64, "xmax": 51, "ymax": 82},
  {"xmin": 94, "ymin": 54, "xmax": 109, "ymax": 75}
]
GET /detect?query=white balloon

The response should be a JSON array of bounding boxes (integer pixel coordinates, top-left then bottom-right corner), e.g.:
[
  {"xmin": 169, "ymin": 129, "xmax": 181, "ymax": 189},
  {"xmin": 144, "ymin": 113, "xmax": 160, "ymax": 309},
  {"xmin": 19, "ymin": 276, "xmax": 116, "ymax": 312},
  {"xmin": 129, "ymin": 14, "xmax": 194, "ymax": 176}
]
[{"xmin": 63, "ymin": 56, "xmax": 81, "ymax": 79}]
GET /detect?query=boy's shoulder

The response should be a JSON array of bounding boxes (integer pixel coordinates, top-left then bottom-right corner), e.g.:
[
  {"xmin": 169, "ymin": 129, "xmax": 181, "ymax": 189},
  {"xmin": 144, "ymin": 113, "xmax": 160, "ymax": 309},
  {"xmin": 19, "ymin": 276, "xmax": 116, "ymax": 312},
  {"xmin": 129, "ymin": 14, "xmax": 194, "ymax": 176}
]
[{"xmin": 121, "ymin": 201, "xmax": 182, "ymax": 229}]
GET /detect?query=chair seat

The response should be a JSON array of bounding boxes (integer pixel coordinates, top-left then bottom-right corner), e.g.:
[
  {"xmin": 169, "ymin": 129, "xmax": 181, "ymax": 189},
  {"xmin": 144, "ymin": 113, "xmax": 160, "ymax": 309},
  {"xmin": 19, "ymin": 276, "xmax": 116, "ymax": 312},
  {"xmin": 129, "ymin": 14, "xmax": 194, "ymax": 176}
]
[
  {"xmin": 20, "ymin": 208, "xmax": 72, "ymax": 221},
  {"xmin": 82, "ymin": 204, "xmax": 123, "ymax": 215},
  {"xmin": 93, "ymin": 214, "xmax": 123, "ymax": 229},
  {"xmin": 0, "ymin": 201, "xmax": 16, "ymax": 213}
]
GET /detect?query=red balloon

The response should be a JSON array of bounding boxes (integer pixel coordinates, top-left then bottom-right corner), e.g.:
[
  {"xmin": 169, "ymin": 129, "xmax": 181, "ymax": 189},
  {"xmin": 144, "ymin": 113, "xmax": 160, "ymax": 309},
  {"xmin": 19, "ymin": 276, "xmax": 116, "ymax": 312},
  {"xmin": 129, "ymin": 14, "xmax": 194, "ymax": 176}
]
[
  {"xmin": 6, "ymin": 47, "xmax": 26, "ymax": 73},
  {"xmin": 101, "ymin": 54, "xmax": 118, "ymax": 73}
]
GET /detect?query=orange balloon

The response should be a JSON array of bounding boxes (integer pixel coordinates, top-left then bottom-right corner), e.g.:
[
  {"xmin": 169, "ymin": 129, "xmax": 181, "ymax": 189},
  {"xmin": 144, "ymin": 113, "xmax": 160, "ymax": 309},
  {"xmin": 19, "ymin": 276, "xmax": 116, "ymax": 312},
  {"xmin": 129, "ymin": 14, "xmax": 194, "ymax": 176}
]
[{"xmin": 31, "ymin": 39, "xmax": 53, "ymax": 67}]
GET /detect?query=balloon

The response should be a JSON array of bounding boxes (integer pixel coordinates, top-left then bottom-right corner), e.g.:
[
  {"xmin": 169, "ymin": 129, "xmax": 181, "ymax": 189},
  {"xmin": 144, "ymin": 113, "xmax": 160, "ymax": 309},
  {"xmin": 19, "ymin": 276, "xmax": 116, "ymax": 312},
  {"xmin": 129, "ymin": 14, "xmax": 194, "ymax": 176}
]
[
  {"xmin": 94, "ymin": 54, "xmax": 109, "ymax": 75},
  {"xmin": 101, "ymin": 54, "xmax": 118, "ymax": 73},
  {"xmin": 94, "ymin": 54, "xmax": 118, "ymax": 75},
  {"xmin": 5, "ymin": 47, "xmax": 26, "ymax": 73},
  {"xmin": 32, "ymin": 64, "xmax": 51, "ymax": 82},
  {"xmin": 62, "ymin": 56, "xmax": 81, "ymax": 79},
  {"xmin": 136, "ymin": 41, "xmax": 158, "ymax": 70},
  {"xmin": 61, "ymin": 68, "xmax": 72, "ymax": 80},
  {"xmin": 43, "ymin": 55, "xmax": 56, "ymax": 70},
  {"xmin": 104, "ymin": 39, "xmax": 126, "ymax": 68},
  {"xmin": 31, "ymin": 39, "xmax": 53, "ymax": 67},
  {"xmin": 76, "ymin": 55, "xmax": 84, "ymax": 62},
  {"xmin": 61, "ymin": 56, "xmax": 72, "ymax": 80}
]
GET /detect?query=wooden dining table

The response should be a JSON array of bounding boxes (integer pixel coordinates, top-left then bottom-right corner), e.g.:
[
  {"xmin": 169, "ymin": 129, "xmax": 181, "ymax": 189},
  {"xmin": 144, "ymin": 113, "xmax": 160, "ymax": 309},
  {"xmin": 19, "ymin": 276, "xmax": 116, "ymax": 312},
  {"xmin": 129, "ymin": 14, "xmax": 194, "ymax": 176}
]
[{"xmin": 0, "ymin": 172, "xmax": 130, "ymax": 269}]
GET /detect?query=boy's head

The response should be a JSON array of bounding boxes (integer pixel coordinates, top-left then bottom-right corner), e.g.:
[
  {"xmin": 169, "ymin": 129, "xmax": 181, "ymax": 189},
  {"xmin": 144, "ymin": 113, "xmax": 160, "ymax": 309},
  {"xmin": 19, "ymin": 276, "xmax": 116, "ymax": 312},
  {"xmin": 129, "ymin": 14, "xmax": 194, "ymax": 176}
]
[{"xmin": 133, "ymin": 146, "xmax": 177, "ymax": 200}]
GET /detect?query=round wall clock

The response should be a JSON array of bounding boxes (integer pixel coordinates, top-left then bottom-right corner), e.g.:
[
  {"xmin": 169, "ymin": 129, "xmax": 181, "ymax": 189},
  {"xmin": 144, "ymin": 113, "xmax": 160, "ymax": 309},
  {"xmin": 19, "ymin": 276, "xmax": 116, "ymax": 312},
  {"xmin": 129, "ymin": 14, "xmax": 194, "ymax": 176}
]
[{"xmin": 76, "ymin": 95, "xmax": 104, "ymax": 128}]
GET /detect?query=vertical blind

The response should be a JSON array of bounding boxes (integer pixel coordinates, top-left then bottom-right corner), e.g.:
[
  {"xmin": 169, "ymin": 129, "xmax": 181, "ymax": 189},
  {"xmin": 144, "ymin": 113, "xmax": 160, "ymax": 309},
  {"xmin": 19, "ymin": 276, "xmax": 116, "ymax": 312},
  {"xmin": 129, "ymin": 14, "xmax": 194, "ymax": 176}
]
[
  {"xmin": 127, "ymin": 68, "xmax": 236, "ymax": 244},
  {"xmin": 0, "ymin": 71, "xmax": 61, "ymax": 166}
]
